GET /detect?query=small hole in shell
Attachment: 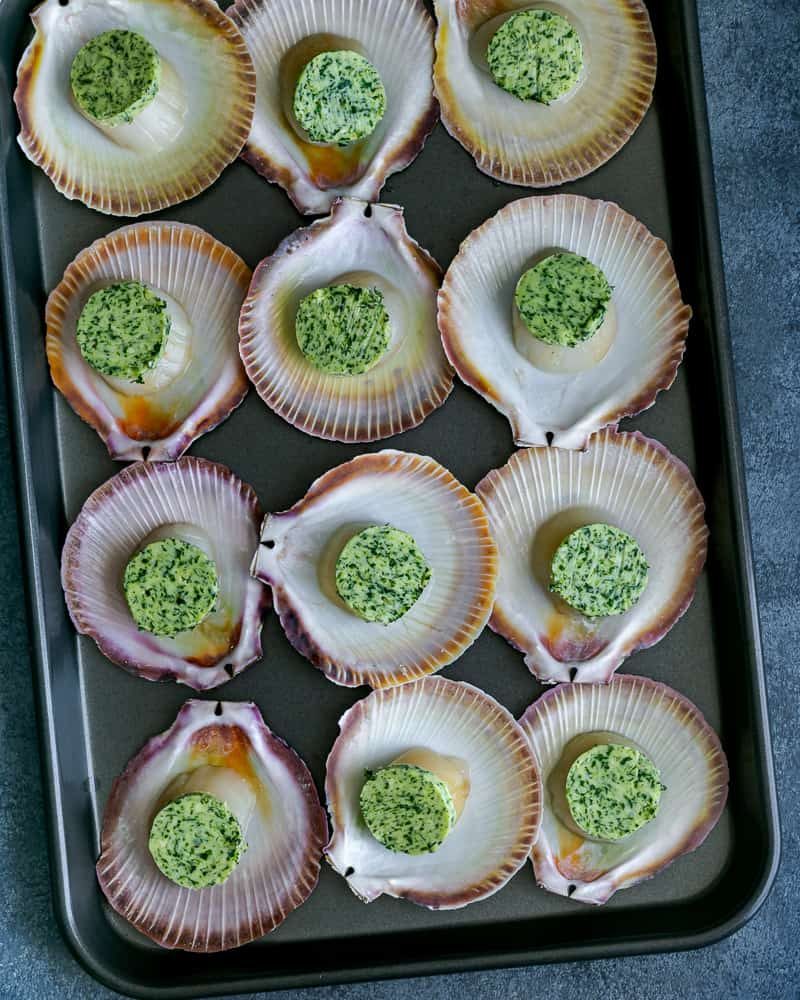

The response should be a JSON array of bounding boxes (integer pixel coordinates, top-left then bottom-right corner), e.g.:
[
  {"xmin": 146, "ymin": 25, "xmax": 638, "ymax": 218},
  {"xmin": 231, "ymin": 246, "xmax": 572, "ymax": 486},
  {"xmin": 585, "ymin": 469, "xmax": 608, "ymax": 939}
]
[
  {"xmin": 545, "ymin": 432, "xmax": 554, "ymax": 447},
  {"xmin": 363, "ymin": 204, "xmax": 373, "ymax": 218},
  {"xmin": 214, "ymin": 702, "xmax": 223, "ymax": 716},
  {"xmin": 262, "ymin": 539, "xmax": 276, "ymax": 549},
  {"xmin": 569, "ymin": 667, "xmax": 578, "ymax": 681},
  {"xmin": 344, "ymin": 866, "xmax": 355, "ymax": 877},
  {"xmin": 567, "ymin": 884, "xmax": 577, "ymax": 897},
  {"xmin": 141, "ymin": 445, "xmax": 151, "ymax": 461},
  {"xmin": 224, "ymin": 664, "xmax": 235, "ymax": 678},
  {"xmin": 58, "ymin": 0, "xmax": 68, "ymax": 5}
]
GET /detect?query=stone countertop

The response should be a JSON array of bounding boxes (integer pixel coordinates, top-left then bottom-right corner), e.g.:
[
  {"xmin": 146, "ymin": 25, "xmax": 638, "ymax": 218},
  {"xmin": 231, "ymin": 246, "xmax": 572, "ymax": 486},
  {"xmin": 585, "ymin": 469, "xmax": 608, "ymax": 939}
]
[{"xmin": 0, "ymin": 1, "xmax": 797, "ymax": 998}]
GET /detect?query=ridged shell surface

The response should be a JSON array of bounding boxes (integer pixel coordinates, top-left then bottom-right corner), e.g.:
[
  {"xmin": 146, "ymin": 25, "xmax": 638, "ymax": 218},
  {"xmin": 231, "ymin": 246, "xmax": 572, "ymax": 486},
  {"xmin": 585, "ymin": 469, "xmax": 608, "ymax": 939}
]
[
  {"xmin": 46, "ymin": 222, "xmax": 251, "ymax": 462},
  {"xmin": 475, "ymin": 429, "xmax": 708, "ymax": 683},
  {"xmin": 252, "ymin": 450, "xmax": 497, "ymax": 688},
  {"xmin": 97, "ymin": 700, "xmax": 328, "ymax": 950},
  {"xmin": 439, "ymin": 195, "xmax": 691, "ymax": 449},
  {"xmin": 519, "ymin": 675, "xmax": 728, "ymax": 903},
  {"xmin": 62, "ymin": 458, "xmax": 268, "ymax": 689},
  {"xmin": 239, "ymin": 199, "xmax": 452, "ymax": 443},
  {"xmin": 326, "ymin": 676, "xmax": 541, "ymax": 907}
]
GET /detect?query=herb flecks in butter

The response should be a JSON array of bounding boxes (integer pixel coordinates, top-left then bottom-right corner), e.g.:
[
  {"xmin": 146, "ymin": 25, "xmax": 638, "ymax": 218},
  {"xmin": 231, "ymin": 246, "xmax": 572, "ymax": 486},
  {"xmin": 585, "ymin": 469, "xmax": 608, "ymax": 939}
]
[
  {"xmin": 550, "ymin": 523, "xmax": 648, "ymax": 618},
  {"xmin": 76, "ymin": 281, "xmax": 170, "ymax": 382},
  {"xmin": 149, "ymin": 792, "xmax": 246, "ymax": 888},
  {"xmin": 293, "ymin": 50, "xmax": 386, "ymax": 146},
  {"xmin": 487, "ymin": 10, "xmax": 583, "ymax": 104},
  {"xmin": 296, "ymin": 283, "xmax": 390, "ymax": 375},
  {"xmin": 515, "ymin": 253, "xmax": 612, "ymax": 348},
  {"xmin": 566, "ymin": 743, "xmax": 663, "ymax": 841},
  {"xmin": 123, "ymin": 538, "xmax": 218, "ymax": 637},
  {"xmin": 335, "ymin": 525, "xmax": 431, "ymax": 625},
  {"xmin": 360, "ymin": 763, "xmax": 456, "ymax": 855},
  {"xmin": 71, "ymin": 30, "xmax": 161, "ymax": 126}
]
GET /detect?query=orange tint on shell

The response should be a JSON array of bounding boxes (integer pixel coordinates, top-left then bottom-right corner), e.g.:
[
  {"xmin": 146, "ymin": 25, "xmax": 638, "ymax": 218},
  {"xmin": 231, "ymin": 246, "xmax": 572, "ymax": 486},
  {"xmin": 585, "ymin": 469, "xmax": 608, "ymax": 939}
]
[
  {"xmin": 119, "ymin": 396, "xmax": 183, "ymax": 440},
  {"xmin": 190, "ymin": 723, "xmax": 271, "ymax": 817}
]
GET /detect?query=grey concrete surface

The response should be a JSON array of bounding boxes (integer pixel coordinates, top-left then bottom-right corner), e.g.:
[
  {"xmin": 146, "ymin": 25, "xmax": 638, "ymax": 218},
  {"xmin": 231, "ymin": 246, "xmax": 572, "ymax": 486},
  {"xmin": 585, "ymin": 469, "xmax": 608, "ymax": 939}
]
[{"xmin": 0, "ymin": 1, "xmax": 797, "ymax": 998}]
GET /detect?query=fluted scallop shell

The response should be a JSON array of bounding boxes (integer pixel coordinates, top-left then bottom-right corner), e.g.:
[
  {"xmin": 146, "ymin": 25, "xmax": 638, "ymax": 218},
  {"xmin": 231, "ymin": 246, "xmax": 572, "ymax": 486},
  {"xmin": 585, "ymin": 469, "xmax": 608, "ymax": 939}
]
[
  {"xmin": 229, "ymin": 0, "xmax": 438, "ymax": 214},
  {"xmin": 519, "ymin": 675, "xmax": 728, "ymax": 904},
  {"xmin": 475, "ymin": 429, "xmax": 708, "ymax": 684},
  {"xmin": 239, "ymin": 199, "xmax": 452, "ymax": 443},
  {"xmin": 326, "ymin": 676, "xmax": 541, "ymax": 907},
  {"xmin": 62, "ymin": 457, "xmax": 268, "ymax": 690},
  {"xmin": 46, "ymin": 222, "xmax": 251, "ymax": 462},
  {"xmin": 439, "ymin": 195, "xmax": 691, "ymax": 449},
  {"xmin": 97, "ymin": 700, "xmax": 328, "ymax": 950},
  {"xmin": 433, "ymin": 0, "xmax": 656, "ymax": 186},
  {"xmin": 252, "ymin": 450, "xmax": 497, "ymax": 688},
  {"xmin": 15, "ymin": 0, "xmax": 255, "ymax": 216}
]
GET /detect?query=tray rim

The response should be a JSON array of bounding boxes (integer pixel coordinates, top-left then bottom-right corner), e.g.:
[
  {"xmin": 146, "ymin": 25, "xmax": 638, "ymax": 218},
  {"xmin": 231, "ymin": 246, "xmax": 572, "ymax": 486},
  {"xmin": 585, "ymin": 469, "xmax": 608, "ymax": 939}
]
[{"xmin": 0, "ymin": 0, "xmax": 780, "ymax": 996}]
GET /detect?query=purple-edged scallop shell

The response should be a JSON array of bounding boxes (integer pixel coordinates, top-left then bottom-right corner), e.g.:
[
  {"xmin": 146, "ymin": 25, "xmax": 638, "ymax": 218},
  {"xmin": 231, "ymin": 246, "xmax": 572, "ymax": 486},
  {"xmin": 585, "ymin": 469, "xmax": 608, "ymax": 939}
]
[
  {"xmin": 229, "ymin": 0, "xmax": 438, "ymax": 215},
  {"xmin": 433, "ymin": 0, "xmax": 656, "ymax": 187},
  {"xmin": 239, "ymin": 199, "xmax": 452, "ymax": 443},
  {"xmin": 15, "ymin": 0, "xmax": 255, "ymax": 216},
  {"xmin": 519, "ymin": 675, "xmax": 728, "ymax": 904},
  {"xmin": 46, "ymin": 222, "xmax": 251, "ymax": 462},
  {"xmin": 475, "ymin": 429, "xmax": 708, "ymax": 684},
  {"xmin": 439, "ymin": 195, "xmax": 691, "ymax": 449},
  {"xmin": 97, "ymin": 699, "xmax": 328, "ymax": 950},
  {"xmin": 325, "ymin": 676, "xmax": 541, "ymax": 907},
  {"xmin": 252, "ymin": 450, "xmax": 497, "ymax": 688},
  {"xmin": 62, "ymin": 457, "xmax": 268, "ymax": 689}
]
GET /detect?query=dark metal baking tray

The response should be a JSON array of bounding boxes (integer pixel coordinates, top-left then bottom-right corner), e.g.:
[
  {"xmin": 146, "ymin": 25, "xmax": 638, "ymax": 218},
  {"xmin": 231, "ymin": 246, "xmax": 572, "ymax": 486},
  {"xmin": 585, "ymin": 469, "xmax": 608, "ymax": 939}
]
[{"xmin": 0, "ymin": 0, "xmax": 780, "ymax": 996}]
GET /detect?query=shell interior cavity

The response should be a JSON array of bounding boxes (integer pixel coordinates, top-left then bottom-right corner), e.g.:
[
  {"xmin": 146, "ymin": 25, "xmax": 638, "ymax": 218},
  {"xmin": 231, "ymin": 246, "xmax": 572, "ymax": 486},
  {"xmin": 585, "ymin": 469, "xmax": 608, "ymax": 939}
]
[
  {"xmin": 433, "ymin": 0, "xmax": 657, "ymax": 186},
  {"xmin": 519, "ymin": 675, "xmax": 728, "ymax": 904},
  {"xmin": 475, "ymin": 429, "xmax": 708, "ymax": 684},
  {"xmin": 61, "ymin": 457, "xmax": 268, "ymax": 690},
  {"xmin": 439, "ymin": 194, "xmax": 692, "ymax": 449},
  {"xmin": 239, "ymin": 199, "xmax": 453, "ymax": 443},
  {"xmin": 46, "ymin": 222, "xmax": 251, "ymax": 462},
  {"xmin": 15, "ymin": 0, "xmax": 255, "ymax": 216},
  {"xmin": 97, "ymin": 700, "xmax": 328, "ymax": 950},
  {"xmin": 252, "ymin": 450, "xmax": 498, "ymax": 689},
  {"xmin": 229, "ymin": 0, "xmax": 438, "ymax": 214},
  {"xmin": 325, "ymin": 676, "xmax": 542, "ymax": 907}
]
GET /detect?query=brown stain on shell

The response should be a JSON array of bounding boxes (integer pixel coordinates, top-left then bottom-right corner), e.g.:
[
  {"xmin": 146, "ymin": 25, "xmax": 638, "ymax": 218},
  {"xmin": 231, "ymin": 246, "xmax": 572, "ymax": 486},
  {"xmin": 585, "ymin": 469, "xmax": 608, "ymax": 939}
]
[{"xmin": 189, "ymin": 723, "xmax": 271, "ymax": 818}]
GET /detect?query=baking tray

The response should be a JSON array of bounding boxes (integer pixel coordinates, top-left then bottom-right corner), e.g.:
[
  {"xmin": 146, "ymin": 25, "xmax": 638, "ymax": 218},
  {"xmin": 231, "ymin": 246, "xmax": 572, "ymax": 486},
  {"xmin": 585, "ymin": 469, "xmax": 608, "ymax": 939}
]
[{"xmin": 0, "ymin": 0, "xmax": 781, "ymax": 996}]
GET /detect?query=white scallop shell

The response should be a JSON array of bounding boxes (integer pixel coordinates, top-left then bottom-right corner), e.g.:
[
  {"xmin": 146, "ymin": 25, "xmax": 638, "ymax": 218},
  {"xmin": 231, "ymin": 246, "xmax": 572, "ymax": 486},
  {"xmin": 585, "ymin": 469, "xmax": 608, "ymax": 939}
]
[
  {"xmin": 239, "ymin": 198, "xmax": 452, "ymax": 443},
  {"xmin": 251, "ymin": 450, "xmax": 497, "ymax": 688},
  {"xmin": 475, "ymin": 429, "xmax": 708, "ymax": 684},
  {"xmin": 439, "ymin": 194, "xmax": 691, "ymax": 449},
  {"xmin": 229, "ymin": 0, "xmax": 438, "ymax": 214},
  {"xmin": 46, "ymin": 222, "xmax": 251, "ymax": 462},
  {"xmin": 519, "ymin": 675, "xmax": 728, "ymax": 904},
  {"xmin": 433, "ymin": 0, "xmax": 656, "ymax": 186},
  {"xmin": 62, "ymin": 458, "xmax": 268, "ymax": 690},
  {"xmin": 15, "ymin": 0, "xmax": 255, "ymax": 216},
  {"xmin": 326, "ymin": 676, "xmax": 541, "ymax": 907},
  {"xmin": 97, "ymin": 700, "xmax": 328, "ymax": 950}
]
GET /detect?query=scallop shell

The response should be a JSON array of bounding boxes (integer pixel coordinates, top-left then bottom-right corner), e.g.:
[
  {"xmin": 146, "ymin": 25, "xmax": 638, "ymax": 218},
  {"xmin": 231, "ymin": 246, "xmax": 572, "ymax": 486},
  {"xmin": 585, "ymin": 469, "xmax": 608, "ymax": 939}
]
[
  {"xmin": 519, "ymin": 675, "xmax": 728, "ymax": 904},
  {"xmin": 252, "ymin": 450, "xmax": 497, "ymax": 688},
  {"xmin": 326, "ymin": 676, "xmax": 541, "ymax": 907},
  {"xmin": 229, "ymin": 0, "xmax": 438, "ymax": 214},
  {"xmin": 15, "ymin": 0, "xmax": 255, "ymax": 216},
  {"xmin": 62, "ymin": 457, "xmax": 268, "ymax": 690},
  {"xmin": 475, "ymin": 429, "xmax": 708, "ymax": 684},
  {"xmin": 46, "ymin": 222, "xmax": 251, "ymax": 462},
  {"xmin": 97, "ymin": 699, "xmax": 328, "ymax": 950},
  {"xmin": 439, "ymin": 194, "xmax": 691, "ymax": 449},
  {"xmin": 239, "ymin": 198, "xmax": 452, "ymax": 443},
  {"xmin": 433, "ymin": 0, "xmax": 656, "ymax": 186}
]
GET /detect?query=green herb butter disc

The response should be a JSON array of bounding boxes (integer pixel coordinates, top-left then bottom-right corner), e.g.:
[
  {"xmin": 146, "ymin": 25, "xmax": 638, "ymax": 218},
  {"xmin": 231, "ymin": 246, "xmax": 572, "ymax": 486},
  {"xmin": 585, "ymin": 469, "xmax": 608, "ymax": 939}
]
[
  {"xmin": 565, "ymin": 743, "xmax": 663, "ymax": 841},
  {"xmin": 149, "ymin": 792, "xmax": 246, "ymax": 888},
  {"xmin": 296, "ymin": 283, "xmax": 390, "ymax": 375},
  {"xmin": 71, "ymin": 29, "xmax": 161, "ymax": 126},
  {"xmin": 515, "ymin": 252, "xmax": 612, "ymax": 348},
  {"xmin": 76, "ymin": 281, "xmax": 170, "ymax": 382},
  {"xmin": 550, "ymin": 523, "xmax": 648, "ymax": 618},
  {"xmin": 293, "ymin": 50, "xmax": 386, "ymax": 146},
  {"xmin": 360, "ymin": 763, "xmax": 456, "ymax": 855},
  {"xmin": 335, "ymin": 525, "xmax": 431, "ymax": 625},
  {"xmin": 487, "ymin": 9, "xmax": 583, "ymax": 104},
  {"xmin": 123, "ymin": 538, "xmax": 218, "ymax": 637}
]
